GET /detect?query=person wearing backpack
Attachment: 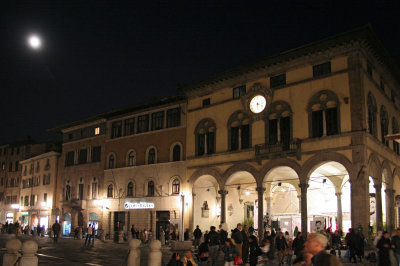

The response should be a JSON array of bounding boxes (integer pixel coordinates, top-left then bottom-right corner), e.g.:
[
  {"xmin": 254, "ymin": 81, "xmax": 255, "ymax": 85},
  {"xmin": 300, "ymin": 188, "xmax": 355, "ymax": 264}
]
[{"xmin": 205, "ymin": 226, "xmax": 220, "ymax": 266}]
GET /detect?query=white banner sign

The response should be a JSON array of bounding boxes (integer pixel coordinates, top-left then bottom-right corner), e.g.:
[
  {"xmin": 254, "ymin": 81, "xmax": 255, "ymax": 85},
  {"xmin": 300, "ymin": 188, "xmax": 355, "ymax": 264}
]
[{"xmin": 124, "ymin": 201, "xmax": 155, "ymax": 209}]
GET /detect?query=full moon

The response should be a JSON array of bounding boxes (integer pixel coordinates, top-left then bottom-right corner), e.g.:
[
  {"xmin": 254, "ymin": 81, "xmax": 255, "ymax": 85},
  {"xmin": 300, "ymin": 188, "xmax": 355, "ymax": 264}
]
[{"xmin": 28, "ymin": 35, "xmax": 42, "ymax": 49}]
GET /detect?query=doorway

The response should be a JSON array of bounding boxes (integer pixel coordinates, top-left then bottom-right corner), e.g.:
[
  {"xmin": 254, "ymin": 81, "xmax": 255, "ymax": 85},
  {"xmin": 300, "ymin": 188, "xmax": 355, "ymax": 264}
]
[{"xmin": 156, "ymin": 211, "xmax": 170, "ymax": 240}]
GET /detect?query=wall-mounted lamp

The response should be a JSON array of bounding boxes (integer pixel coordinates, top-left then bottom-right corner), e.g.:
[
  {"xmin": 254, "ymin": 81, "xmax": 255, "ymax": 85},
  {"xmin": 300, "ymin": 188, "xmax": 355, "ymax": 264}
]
[{"xmin": 343, "ymin": 97, "xmax": 349, "ymax": 104}]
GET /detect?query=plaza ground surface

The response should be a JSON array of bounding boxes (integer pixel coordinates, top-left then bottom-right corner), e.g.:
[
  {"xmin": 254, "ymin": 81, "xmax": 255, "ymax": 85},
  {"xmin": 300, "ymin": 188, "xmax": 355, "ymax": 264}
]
[{"xmin": 0, "ymin": 233, "xmax": 376, "ymax": 265}]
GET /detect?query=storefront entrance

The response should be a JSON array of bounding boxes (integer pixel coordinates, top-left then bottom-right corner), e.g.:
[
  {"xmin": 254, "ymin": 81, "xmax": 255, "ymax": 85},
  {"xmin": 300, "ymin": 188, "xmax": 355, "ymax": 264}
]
[
  {"xmin": 63, "ymin": 213, "xmax": 71, "ymax": 236},
  {"xmin": 156, "ymin": 211, "xmax": 170, "ymax": 240}
]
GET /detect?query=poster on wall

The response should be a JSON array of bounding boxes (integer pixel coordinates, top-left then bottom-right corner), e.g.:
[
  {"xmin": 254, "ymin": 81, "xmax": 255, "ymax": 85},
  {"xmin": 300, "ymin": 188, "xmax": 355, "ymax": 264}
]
[
  {"xmin": 254, "ymin": 199, "xmax": 258, "ymax": 229},
  {"xmin": 310, "ymin": 216, "xmax": 324, "ymax": 232}
]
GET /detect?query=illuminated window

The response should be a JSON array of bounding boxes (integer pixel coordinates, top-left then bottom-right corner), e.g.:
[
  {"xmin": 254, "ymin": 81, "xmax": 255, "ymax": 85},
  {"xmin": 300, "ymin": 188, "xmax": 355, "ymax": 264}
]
[
  {"xmin": 94, "ymin": 127, "xmax": 100, "ymax": 135},
  {"xmin": 172, "ymin": 179, "xmax": 180, "ymax": 194},
  {"xmin": 107, "ymin": 184, "xmax": 113, "ymax": 198}
]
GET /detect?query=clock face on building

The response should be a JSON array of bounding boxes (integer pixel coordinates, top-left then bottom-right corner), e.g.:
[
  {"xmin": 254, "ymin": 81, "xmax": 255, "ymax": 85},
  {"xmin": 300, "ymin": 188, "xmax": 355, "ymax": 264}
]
[{"xmin": 249, "ymin": 95, "xmax": 267, "ymax": 114}]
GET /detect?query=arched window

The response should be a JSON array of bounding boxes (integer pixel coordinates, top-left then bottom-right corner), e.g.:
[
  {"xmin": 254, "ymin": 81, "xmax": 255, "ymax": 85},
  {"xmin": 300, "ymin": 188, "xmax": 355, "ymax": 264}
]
[
  {"xmin": 108, "ymin": 154, "xmax": 115, "ymax": 169},
  {"xmin": 380, "ymin": 106, "xmax": 389, "ymax": 146},
  {"xmin": 228, "ymin": 111, "xmax": 251, "ymax": 151},
  {"xmin": 148, "ymin": 181, "xmax": 155, "ymax": 196},
  {"xmin": 107, "ymin": 184, "xmax": 113, "ymax": 198},
  {"xmin": 66, "ymin": 184, "xmax": 71, "ymax": 200},
  {"xmin": 172, "ymin": 179, "xmax": 180, "ymax": 194},
  {"xmin": 393, "ymin": 118, "xmax": 400, "ymax": 155},
  {"xmin": 195, "ymin": 119, "xmax": 216, "ymax": 156},
  {"xmin": 127, "ymin": 151, "xmax": 135, "ymax": 166},
  {"xmin": 127, "ymin": 182, "xmax": 134, "ymax": 197},
  {"xmin": 266, "ymin": 101, "xmax": 292, "ymax": 150},
  {"xmin": 308, "ymin": 90, "xmax": 340, "ymax": 138},
  {"xmin": 92, "ymin": 179, "xmax": 98, "ymax": 200},
  {"xmin": 148, "ymin": 148, "xmax": 156, "ymax": 164},
  {"xmin": 172, "ymin": 145, "xmax": 181, "ymax": 161},
  {"xmin": 368, "ymin": 92, "xmax": 378, "ymax": 138}
]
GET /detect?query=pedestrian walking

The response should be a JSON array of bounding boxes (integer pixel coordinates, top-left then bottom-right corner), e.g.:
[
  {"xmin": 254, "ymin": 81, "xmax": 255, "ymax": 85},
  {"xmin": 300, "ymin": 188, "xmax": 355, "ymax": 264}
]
[
  {"xmin": 85, "ymin": 224, "xmax": 93, "ymax": 246},
  {"xmin": 304, "ymin": 233, "xmax": 341, "ymax": 266},
  {"xmin": 345, "ymin": 228, "xmax": 357, "ymax": 263},
  {"xmin": 275, "ymin": 231, "xmax": 289, "ymax": 265},
  {"xmin": 292, "ymin": 232, "xmax": 305, "ymax": 263},
  {"xmin": 193, "ymin": 225, "xmax": 202, "ymax": 248},
  {"xmin": 391, "ymin": 228, "xmax": 400, "ymax": 265},
  {"xmin": 205, "ymin": 226, "xmax": 220, "ymax": 266},
  {"xmin": 249, "ymin": 235, "xmax": 262, "ymax": 266},
  {"xmin": 377, "ymin": 231, "xmax": 391, "ymax": 266},
  {"xmin": 131, "ymin": 224, "xmax": 136, "ymax": 238},
  {"xmin": 231, "ymin": 223, "xmax": 243, "ymax": 257},
  {"xmin": 52, "ymin": 221, "xmax": 61, "ymax": 243},
  {"xmin": 222, "ymin": 238, "xmax": 240, "ymax": 266},
  {"xmin": 241, "ymin": 225, "xmax": 250, "ymax": 264}
]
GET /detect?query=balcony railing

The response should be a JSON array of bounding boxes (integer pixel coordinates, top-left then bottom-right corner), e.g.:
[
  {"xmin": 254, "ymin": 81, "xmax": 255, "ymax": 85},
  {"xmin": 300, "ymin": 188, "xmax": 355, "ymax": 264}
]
[{"xmin": 255, "ymin": 139, "xmax": 301, "ymax": 160}]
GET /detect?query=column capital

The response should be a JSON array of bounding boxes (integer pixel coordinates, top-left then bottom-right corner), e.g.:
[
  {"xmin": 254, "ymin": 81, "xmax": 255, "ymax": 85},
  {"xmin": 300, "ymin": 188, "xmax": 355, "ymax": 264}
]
[
  {"xmin": 218, "ymin": 190, "xmax": 228, "ymax": 196},
  {"xmin": 299, "ymin": 183, "xmax": 309, "ymax": 190},
  {"xmin": 385, "ymin": 188, "xmax": 395, "ymax": 194},
  {"xmin": 265, "ymin": 197, "xmax": 272, "ymax": 201},
  {"xmin": 335, "ymin": 192, "xmax": 342, "ymax": 197},
  {"xmin": 256, "ymin": 187, "xmax": 266, "ymax": 192}
]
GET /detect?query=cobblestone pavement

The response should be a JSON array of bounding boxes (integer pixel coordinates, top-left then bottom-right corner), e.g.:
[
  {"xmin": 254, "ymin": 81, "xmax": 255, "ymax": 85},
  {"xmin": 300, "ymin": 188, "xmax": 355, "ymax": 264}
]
[{"xmin": 0, "ymin": 233, "xmax": 377, "ymax": 265}]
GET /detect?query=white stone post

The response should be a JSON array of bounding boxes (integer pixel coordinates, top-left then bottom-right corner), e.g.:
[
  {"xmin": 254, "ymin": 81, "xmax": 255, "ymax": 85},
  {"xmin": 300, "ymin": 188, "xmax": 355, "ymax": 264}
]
[
  {"xmin": 3, "ymin": 238, "xmax": 21, "ymax": 266},
  {"xmin": 148, "ymin": 240, "xmax": 162, "ymax": 266},
  {"xmin": 19, "ymin": 240, "xmax": 38, "ymax": 266},
  {"xmin": 127, "ymin": 239, "xmax": 141, "ymax": 266},
  {"xmin": 78, "ymin": 227, "xmax": 83, "ymax": 240},
  {"xmin": 101, "ymin": 230, "xmax": 106, "ymax": 242},
  {"xmin": 118, "ymin": 231, "xmax": 124, "ymax": 243}
]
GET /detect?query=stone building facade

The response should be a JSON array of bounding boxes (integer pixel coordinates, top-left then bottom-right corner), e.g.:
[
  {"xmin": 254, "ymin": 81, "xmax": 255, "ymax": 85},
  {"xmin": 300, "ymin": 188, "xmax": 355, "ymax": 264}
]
[
  {"xmin": 19, "ymin": 151, "xmax": 61, "ymax": 231},
  {"xmin": 181, "ymin": 25, "xmax": 400, "ymax": 239}
]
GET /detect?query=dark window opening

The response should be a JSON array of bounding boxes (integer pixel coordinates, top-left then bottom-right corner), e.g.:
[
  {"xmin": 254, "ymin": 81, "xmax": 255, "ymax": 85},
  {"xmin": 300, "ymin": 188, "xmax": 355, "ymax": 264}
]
[
  {"xmin": 111, "ymin": 121, "xmax": 122, "ymax": 138},
  {"xmin": 151, "ymin": 111, "xmax": 164, "ymax": 131},
  {"xmin": 124, "ymin": 118, "xmax": 135, "ymax": 136},
  {"xmin": 270, "ymin": 73, "xmax": 286, "ymax": 88},
  {"xmin": 233, "ymin": 85, "xmax": 246, "ymax": 99},
  {"xmin": 202, "ymin": 98, "xmax": 210, "ymax": 107},
  {"xmin": 167, "ymin": 108, "xmax": 181, "ymax": 128},
  {"xmin": 172, "ymin": 145, "xmax": 181, "ymax": 161},
  {"xmin": 148, "ymin": 181, "xmax": 155, "ymax": 196},
  {"xmin": 325, "ymin": 108, "xmax": 338, "ymax": 136},
  {"xmin": 313, "ymin": 62, "xmax": 331, "ymax": 77},
  {"xmin": 311, "ymin": 110, "xmax": 323, "ymax": 138},
  {"xmin": 137, "ymin": 115, "xmax": 149, "ymax": 133}
]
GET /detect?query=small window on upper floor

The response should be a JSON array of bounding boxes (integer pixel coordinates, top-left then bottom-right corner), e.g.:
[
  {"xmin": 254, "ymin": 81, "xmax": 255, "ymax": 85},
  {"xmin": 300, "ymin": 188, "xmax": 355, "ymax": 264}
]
[
  {"xmin": 151, "ymin": 111, "xmax": 164, "ymax": 131},
  {"xmin": 313, "ymin": 62, "xmax": 331, "ymax": 77},
  {"xmin": 167, "ymin": 108, "xmax": 181, "ymax": 128},
  {"xmin": 202, "ymin": 98, "xmax": 210, "ymax": 107},
  {"xmin": 172, "ymin": 145, "xmax": 181, "ymax": 162},
  {"xmin": 66, "ymin": 151, "xmax": 74, "ymax": 166},
  {"xmin": 270, "ymin": 73, "xmax": 286, "ymax": 88},
  {"xmin": 111, "ymin": 121, "xmax": 122, "ymax": 138},
  {"xmin": 148, "ymin": 148, "xmax": 156, "ymax": 164},
  {"xmin": 172, "ymin": 179, "xmax": 180, "ymax": 194},
  {"xmin": 108, "ymin": 154, "xmax": 115, "ymax": 169},
  {"xmin": 124, "ymin": 118, "xmax": 135, "ymax": 136},
  {"xmin": 94, "ymin": 127, "xmax": 100, "ymax": 135},
  {"xmin": 92, "ymin": 146, "xmax": 101, "ymax": 162},
  {"xmin": 367, "ymin": 61, "xmax": 373, "ymax": 77},
  {"xmin": 233, "ymin": 85, "xmax": 246, "ymax": 99},
  {"xmin": 107, "ymin": 184, "xmax": 113, "ymax": 198},
  {"xmin": 137, "ymin": 115, "xmax": 149, "ymax": 133}
]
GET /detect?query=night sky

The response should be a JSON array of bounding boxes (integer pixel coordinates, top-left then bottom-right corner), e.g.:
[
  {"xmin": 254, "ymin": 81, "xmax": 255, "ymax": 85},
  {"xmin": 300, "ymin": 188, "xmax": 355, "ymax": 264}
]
[{"xmin": 1, "ymin": 0, "xmax": 399, "ymax": 144}]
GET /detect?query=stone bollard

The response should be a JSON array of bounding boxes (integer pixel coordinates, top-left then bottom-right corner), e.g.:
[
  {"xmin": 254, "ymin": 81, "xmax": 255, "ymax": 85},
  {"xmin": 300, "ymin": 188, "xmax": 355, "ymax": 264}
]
[
  {"xmin": 127, "ymin": 239, "xmax": 141, "ymax": 266},
  {"xmin": 32, "ymin": 230, "xmax": 37, "ymax": 237},
  {"xmin": 148, "ymin": 240, "xmax": 162, "ymax": 266},
  {"xmin": 101, "ymin": 231, "xmax": 106, "ymax": 242},
  {"xmin": 118, "ymin": 231, "xmax": 124, "ymax": 243},
  {"xmin": 19, "ymin": 240, "xmax": 38, "ymax": 266},
  {"xmin": 3, "ymin": 238, "xmax": 21, "ymax": 266},
  {"xmin": 49, "ymin": 229, "xmax": 54, "ymax": 238},
  {"xmin": 78, "ymin": 228, "xmax": 83, "ymax": 240}
]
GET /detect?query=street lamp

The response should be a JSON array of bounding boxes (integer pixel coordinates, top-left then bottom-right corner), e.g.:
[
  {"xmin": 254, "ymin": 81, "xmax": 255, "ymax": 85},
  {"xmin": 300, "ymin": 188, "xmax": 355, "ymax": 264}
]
[{"xmin": 27, "ymin": 34, "xmax": 42, "ymax": 50}]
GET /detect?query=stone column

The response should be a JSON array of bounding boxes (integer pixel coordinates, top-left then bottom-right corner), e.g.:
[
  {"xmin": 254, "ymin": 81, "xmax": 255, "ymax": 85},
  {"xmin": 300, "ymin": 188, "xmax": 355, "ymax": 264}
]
[
  {"xmin": 256, "ymin": 187, "xmax": 265, "ymax": 240},
  {"xmin": 385, "ymin": 189, "xmax": 395, "ymax": 233},
  {"xmin": 299, "ymin": 183, "xmax": 309, "ymax": 234},
  {"xmin": 265, "ymin": 197, "xmax": 272, "ymax": 215},
  {"xmin": 375, "ymin": 184, "xmax": 383, "ymax": 231},
  {"xmin": 350, "ymin": 172, "xmax": 369, "ymax": 234},
  {"xmin": 297, "ymin": 195, "xmax": 301, "ymax": 213},
  {"xmin": 218, "ymin": 190, "xmax": 228, "ymax": 223},
  {"xmin": 335, "ymin": 193, "xmax": 343, "ymax": 231}
]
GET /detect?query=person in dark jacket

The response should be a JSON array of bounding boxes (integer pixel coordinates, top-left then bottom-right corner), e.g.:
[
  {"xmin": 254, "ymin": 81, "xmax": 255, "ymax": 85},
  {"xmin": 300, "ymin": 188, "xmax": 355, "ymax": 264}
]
[
  {"xmin": 242, "ymin": 225, "xmax": 250, "ymax": 264},
  {"xmin": 219, "ymin": 223, "xmax": 228, "ymax": 245},
  {"xmin": 231, "ymin": 223, "xmax": 243, "ymax": 257},
  {"xmin": 205, "ymin": 226, "xmax": 220, "ymax": 266},
  {"xmin": 184, "ymin": 228, "xmax": 190, "ymax": 241},
  {"xmin": 276, "ymin": 231, "xmax": 289, "ymax": 265},
  {"xmin": 377, "ymin": 231, "xmax": 391, "ymax": 266},
  {"xmin": 193, "ymin": 225, "xmax": 202, "ymax": 248},
  {"xmin": 331, "ymin": 230, "xmax": 341, "ymax": 257},
  {"xmin": 222, "ymin": 238, "xmax": 240, "ymax": 266},
  {"xmin": 292, "ymin": 232, "xmax": 305, "ymax": 263},
  {"xmin": 167, "ymin": 252, "xmax": 184, "ymax": 266},
  {"xmin": 391, "ymin": 228, "xmax": 400, "ymax": 265},
  {"xmin": 198, "ymin": 241, "xmax": 209, "ymax": 263},
  {"xmin": 355, "ymin": 231, "xmax": 364, "ymax": 262},
  {"xmin": 249, "ymin": 235, "xmax": 262, "ymax": 266},
  {"xmin": 345, "ymin": 228, "xmax": 357, "ymax": 263}
]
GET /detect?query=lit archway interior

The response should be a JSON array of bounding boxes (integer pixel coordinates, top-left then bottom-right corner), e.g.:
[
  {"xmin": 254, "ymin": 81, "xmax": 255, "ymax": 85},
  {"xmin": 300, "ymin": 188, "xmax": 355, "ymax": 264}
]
[
  {"xmin": 192, "ymin": 175, "xmax": 220, "ymax": 232},
  {"xmin": 393, "ymin": 174, "xmax": 400, "ymax": 228},
  {"xmin": 225, "ymin": 171, "xmax": 257, "ymax": 231},
  {"xmin": 308, "ymin": 161, "xmax": 350, "ymax": 233},
  {"xmin": 263, "ymin": 166, "xmax": 300, "ymax": 236}
]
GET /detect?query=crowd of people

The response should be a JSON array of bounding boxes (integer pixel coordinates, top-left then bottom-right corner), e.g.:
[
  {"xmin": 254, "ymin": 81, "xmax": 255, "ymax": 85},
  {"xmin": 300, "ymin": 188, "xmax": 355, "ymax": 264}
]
[{"xmin": 167, "ymin": 223, "xmax": 343, "ymax": 266}]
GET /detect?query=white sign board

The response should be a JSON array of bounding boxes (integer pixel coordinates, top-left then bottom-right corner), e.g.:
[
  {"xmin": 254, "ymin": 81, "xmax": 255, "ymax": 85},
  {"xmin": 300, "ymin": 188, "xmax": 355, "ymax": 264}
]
[{"xmin": 124, "ymin": 201, "xmax": 155, "ymax": 209}]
